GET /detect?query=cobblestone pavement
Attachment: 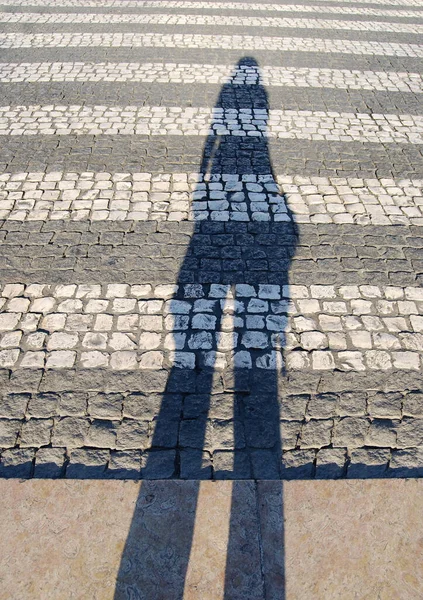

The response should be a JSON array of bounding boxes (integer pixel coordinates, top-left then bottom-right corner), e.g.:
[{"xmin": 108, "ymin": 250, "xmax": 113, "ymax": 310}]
[{"xmin": 1, "ymin": 0, "xmax": 423, "ymax": 482}]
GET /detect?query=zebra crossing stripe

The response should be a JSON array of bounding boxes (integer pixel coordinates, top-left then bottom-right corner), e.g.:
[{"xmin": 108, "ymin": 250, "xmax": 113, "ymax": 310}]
[
  {"xmin": 1, "ymin": 0, "xmax": 423, "ymax": 12},
  {"xmin": 1, "ymin": 172, "xmax": 422, "ymax": 227},
  {"xmin": 1, "ymin": 281, "xmax": 422, "ymax": 372},
  {"xmin": 2, "ymin": 0, "xmax": 422, "ymax": 7},
  {"xmin": 0, "ymin": 105, "xmax": 421, "ymax": 144},
  {"xmin": 1, "ymin": 33, "xmax": 421, "ymax": 58},
  {"xmin": 1, "ymin": 62, "xmax": 422, "ymax": 94},
  {"xmin": 1, "ymin": 13, "xmax": 422, "ymax": 34}
]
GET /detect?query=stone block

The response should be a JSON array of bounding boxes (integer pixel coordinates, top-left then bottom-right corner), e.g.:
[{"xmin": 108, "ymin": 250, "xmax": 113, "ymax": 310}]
[
  {"xmin": 213, "ymin": 450, "xmax": 251, "ymax": 479},
  {"xmin": 213, "ymin": 420, "xmax": 245, "ymax": 450},
  {"xmin": 57, "ymin": 392, "xmax": 87, "ymax": 416},
  {"xmin": 52, "ymin": 417, "xmax": 90, "ymax": 447},
  {"xmin": 280, "ymin": 420, "xmax": 301, "ymax": 450},
  {"xmin": 180, "ymin": 449, "xmax": 212, "ymax": 479},
  {"xmin": 315, "ymin": 448, "xmax": 347, "ymax": 479},
  {"xmin": 403, "ymin": 392, "xmax": 423, "ymax": 417},
  {"xmin": 365, "ymin": 419, "xmax": 398, "ymax": 447},
  {"xmin": 280, "ymin": 449, "xmax": 315, "ymax": 479},
  {"xmin": 116, "ymin": 420, "xmax": 149, "ymax": 450},
  {"xmin": 0, "ymin": 393, "xmax": 29, "ymax": 419},
  {"xmin": 300, "ymin": 419, "xmax": 333, "ymax": 449},
  {"xmin": 333, "ymin": 417, "xmax": 369, "ymax": 448},
  {"xmin": 141, "ymin": 450, "xmax": 176, "ymax": 478},
  {"xmin": 0, "ymin": 419, "xmax": 21, "ymax": 447},
  {"xmin": 34, "ymin": 447, "xmax": 66, "ymax": 478},
  {"xmin": 179, "ymin": 419, "xmax": 212, "ymax": 450},
  {"xmin": 0, "ymin": 448, "xmax": 34, "ymax": 478},
  {"xmin": 27, "ymin": 393, "xmax": 59, "ymax": 418},
  {"xmin": 66, "ymin": 448, "xmax": 109, "ymax": 478},
  {"xmin": 251, "ymin": 449, "xmax": 281, "ymax": 479},
  {"xmin": 20, "ymin": 418, "xmax": 53, "ymax": 447},
  {"xmin": 337, "ymin": 391, "xmax": 366, "ymax": 417},
  {"xmin": 389, "ymin": 448, "xmax": 423, "ymax": 477},
  {"xmin": 307, "ymin": 393, "xmax": 337, "ymax": 419},
  {"xmin": 85, "ymin": 420, "xmax": 118, "ymax": 449},
  {"xmin": 397, "ymin": 418, "xmax": 423, "ymax": 448},
  {"xmin": 88, "ymin": 393, "xmax": 123, "ymax": 419},
  {"xmin": 107, "ymin": 450, "xmax": 141, "ymax": 479},
  {"xmin": 347, "ymin": 448, "xmax": 389, "ymax": 478},
  {"xmin": 280, "ymin": 395, "xmax": 308, "ymax": 420}
]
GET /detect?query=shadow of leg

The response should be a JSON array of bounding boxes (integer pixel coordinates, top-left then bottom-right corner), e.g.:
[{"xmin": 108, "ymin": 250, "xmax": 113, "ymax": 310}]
[
  {"xmin": 115, "ymin": 480, "xmax": 200, "ymax": 600},
  {"xmin": 224, "ymin": 366, "xmax": 285, "ymax": 600}
]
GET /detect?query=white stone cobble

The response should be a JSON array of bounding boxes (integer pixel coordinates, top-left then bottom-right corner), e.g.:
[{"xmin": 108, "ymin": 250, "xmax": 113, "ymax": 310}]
[
  {"xmin": 2, "ymin": 13, "xmax": 423, "ymax": 34},
  {"xmin": 1, "ymin": 33, "xmax": 421, "ymax": 59},
  {"xmin": 1, "ymin": 172, "xmax": 423, "ymax": 226},
  {"xmin": 1, "ymin": 283, "xmax": 423, "ymax": 372},
  {"xmin": 0, "ymin": 105, "xmax": 421, "ymax": 144},
  {"xmin": 2, "ymin": 0, "xmax": 423, "ymax": 13},
  {"xmin": 2, "ymin": 62, "xmax": 422, "ymax": 94}
]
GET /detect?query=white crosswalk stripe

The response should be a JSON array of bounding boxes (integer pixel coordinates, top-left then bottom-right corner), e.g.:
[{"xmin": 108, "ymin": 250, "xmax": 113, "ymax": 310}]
[
  {"xmin": 2, "ymin": 33, "xmax": 421, "ymax": 57},
  {"xmin": 1, "ymin": 282, "xmax": 422, "ymax": 372},
  {"xmin": 1, "ymin": 172, "xmax": 423, "ymax": 226},
  {"xmin": 1, "ymin": 105, "xmax": 422, "ymax": 144},
  {"xmin": 1, "ymin": 62, "xmax": 422, "ymax": 94},
  {"xmin": 2, "ymin": 0, "xmax": 423, "ymax": 8},
  {"xmin": 2, "ymin": 12, "xmax": 423, "ymax": 33}
]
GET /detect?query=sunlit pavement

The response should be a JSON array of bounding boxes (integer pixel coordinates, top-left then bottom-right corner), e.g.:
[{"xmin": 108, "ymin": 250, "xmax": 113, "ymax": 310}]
[{"xmin": 0, "ymin": 479, "xmax": 422, "ymax": 600}]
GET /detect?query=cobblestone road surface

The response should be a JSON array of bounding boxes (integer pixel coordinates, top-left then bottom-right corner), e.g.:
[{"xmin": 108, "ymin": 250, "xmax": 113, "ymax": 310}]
[{"xmin": 0, "ymin": 0, "xmax": 423, "ymax": 480}]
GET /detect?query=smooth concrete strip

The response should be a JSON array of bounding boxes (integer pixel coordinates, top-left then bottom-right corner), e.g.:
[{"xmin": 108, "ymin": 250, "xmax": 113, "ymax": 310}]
[{"xmin": 0, "ymin": 479, "xmax": 422, "ymax": 599}]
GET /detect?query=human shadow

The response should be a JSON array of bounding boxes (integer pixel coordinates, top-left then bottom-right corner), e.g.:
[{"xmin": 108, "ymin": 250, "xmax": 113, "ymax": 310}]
[{"xmin": 114, "ymin": 57, "xmax": 297, "ymax": 600}]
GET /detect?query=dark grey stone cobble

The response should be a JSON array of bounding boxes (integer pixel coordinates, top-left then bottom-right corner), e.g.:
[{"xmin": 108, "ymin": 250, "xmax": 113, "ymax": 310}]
[
  {"xmin": 2, "ymin": 46, "xmax": 422, "ymax": 75},
  {"xmin": 0, "ymin": 220, "xmax": 422, "ymax": 286},
  {"xmin": 1, "ymin": 82, "xmax": 421, "ymax": 116},
  {"xmin": 2, "ymin": 137, "xmax": 421, "ymax": 180},
  {"xmin": 0, "ymin": 368, "xmax": 422, "ymax": 479}
]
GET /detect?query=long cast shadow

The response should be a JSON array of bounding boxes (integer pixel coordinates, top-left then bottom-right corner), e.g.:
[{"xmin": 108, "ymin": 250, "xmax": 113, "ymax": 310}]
[{"xmin": 115, "ymin": 57, "xmax": 297, "ymax": 599}]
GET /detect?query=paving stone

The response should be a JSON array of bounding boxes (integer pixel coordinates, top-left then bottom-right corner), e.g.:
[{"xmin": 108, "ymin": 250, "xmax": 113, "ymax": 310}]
[
  {"xmin": 397, "ymin": 418, "xmax": 423, "ymax": 448},
  {"xmin": 348, "ymin": 448, "xmax": 390, "ymax": 478},
  {"xmin": 180, "ymin": 449, "xmax": 212, "ymax": 479},
  {"xmin": 34, "ymin": 447, "xmax": 66, "ymax": 478},
  {"xmin": 116, "ymin": 420, "xmax": 149, "ymax": 450},
  {"xmin": 307, "ymin": 393, "xmax": 338, "ymax": 419},
  {"xmin": 57, "ymin": 392, "xmax": 87, "ymax": 417},
  {"xmin": 52, "ymin": 417, "xmax": 90, "ymax": 448},
  {"xmin": 20, "ymin": 419, "xmax": 53, "ymax": 448},
  {"xmin": 333, "ymin": 417, "xmax": 369, "ymax": 448},
  {"xmin": 315, "ymin": 448, "xmax": 347, "ymax": 479},
  {"xmin": 141, "ymin": 450, "xmax": 176, "ymax": 479},
  {"xmin": 403, "ymin": 392, "xmax": 423, "ymax": 417},
  {"xmin": 0, "ymin": 448, "xmax": 34, "ymax": 478},
  {"xmin": 280, "ymin": 449, "xmax": 315, "ymax": 479},
  {"xmin": 0, "ymin": 419, "xmax": 21, "ymax": 448},
  {"xmin": 368, "ymin": 391, "xmax": 403, "ymax": 419},
  {"xmin": 389, "ymin": 448, "xmax": 423, "ymax": 477},
  {"xmin": 88, "ymin": 393, "xmax": 123, "ymax": 419},
  {"xmin": 365, "ymin": 419, "xmax": 398, "ymax": 448},
  {"xmin": 107, "ymin": 450, "xmax": 142, "ymax": 479},
  {"xmin": 213, "ymin": 450, "xmax": 251, "ymax": 479},
  {"xmin": 0, "ymin": 393, "xmax": 29, "ymax": 419},
  {"xmin": 66, "ymin": 448, "xmax": 109, "ymax": 479}
]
